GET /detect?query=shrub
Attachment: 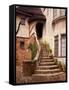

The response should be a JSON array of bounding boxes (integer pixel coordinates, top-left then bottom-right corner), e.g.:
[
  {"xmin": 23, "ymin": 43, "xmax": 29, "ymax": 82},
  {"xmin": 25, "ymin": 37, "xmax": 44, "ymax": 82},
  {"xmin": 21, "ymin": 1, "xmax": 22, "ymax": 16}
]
[
  {"xmin": 49, "ymin": 49, "xmax": 52, "ymax": 53},
  {"xmin": 28, "ymin": 43, "xmax": 38, "ymax": 60}
]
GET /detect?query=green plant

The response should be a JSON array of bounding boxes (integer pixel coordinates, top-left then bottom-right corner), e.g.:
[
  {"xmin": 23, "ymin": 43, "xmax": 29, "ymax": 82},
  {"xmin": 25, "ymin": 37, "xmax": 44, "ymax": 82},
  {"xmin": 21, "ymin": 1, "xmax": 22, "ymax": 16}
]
[
  {"xmin": 62, "ymin": 64, "xmax": 66, "ymax": 72},
  {"xmin": 49, "ymin": 49, "xmax": 52, "ymax": 53},
  {"xmin": 43, "ymin": 41, "xmax": 50, "ymax": 52},
  {"xmin": 57, "ymin": 61, "xmax": 63, "ymax": 71},
  {"xmin": 28, "ymin": 43, "xmax": 38, "ymax": 60}
]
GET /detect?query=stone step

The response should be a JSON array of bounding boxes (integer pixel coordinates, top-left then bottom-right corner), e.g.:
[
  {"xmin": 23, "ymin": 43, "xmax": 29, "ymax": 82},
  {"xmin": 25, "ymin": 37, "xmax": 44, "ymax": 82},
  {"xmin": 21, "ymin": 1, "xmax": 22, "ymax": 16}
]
[
  {"xmin": 40, "ymin": 53, "xmax": 49, "ymax": 56},
  {"xmin": 41, "ymin": 48, "xmax": 46, "ymax": 50},
  {"xmin": 35, "ymin": 69, "xmax": 61, "ymax": 74},
  {"xmin": 39, "ymin": 61, "xmax": 56, "ymax": 65},
  {"xmin": 31, "ymin": 72, "xmax": 66, "ymax": 82},
  {"xmin": 40, "ymin": 53, "xmax": 48, "ymax": 56},
  {"xmin": 40, "ymin": 61, "xmax": 55, "ymax": 64},
  {"xmin": 41, "ymin": 50, "xmax": 48, "ymax": 52},
  {"xmin": 40, "ymin": 59, "xmax": 54, "ymax": 62},
  {"xmin": 39, "ymin": 54, "xmax": 48, "ymax": 57},
  {"xmin": 33, "ymin": 72, "xmax": 65, "ymax": 76},
  {"xmin": 39, "ymin": 57, "xmax": 53, "ymax": 59},
  {"xmin": 37, "ymin": 65, "xmax": 59, "ymax": 70}
]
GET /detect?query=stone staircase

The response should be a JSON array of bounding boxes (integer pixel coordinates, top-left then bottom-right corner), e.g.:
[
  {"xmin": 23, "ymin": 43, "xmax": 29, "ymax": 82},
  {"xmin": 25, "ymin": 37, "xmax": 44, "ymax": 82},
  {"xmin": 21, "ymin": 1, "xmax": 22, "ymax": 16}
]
[
  {"xmin": 16, "ymin": 45, "xmax": 66, "ymax": 83},
  {"xmin": 31, "ymin": 46, "xmax": 66, "ymax": 82}
]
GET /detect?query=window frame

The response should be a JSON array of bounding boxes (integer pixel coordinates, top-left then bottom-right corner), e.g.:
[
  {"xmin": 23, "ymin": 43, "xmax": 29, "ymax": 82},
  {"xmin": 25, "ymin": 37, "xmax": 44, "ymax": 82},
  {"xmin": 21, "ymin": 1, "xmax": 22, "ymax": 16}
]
[
  {"xmin": 61, "ymin": 34, "xmax": 66, "ymax": 57},
  {"xmin": 20, "ymin": 41, "xmax": 25, "ymax": 49},
  {"xmin": 54, "ymin": 35, "xmax": 59, "ymax": 57}
]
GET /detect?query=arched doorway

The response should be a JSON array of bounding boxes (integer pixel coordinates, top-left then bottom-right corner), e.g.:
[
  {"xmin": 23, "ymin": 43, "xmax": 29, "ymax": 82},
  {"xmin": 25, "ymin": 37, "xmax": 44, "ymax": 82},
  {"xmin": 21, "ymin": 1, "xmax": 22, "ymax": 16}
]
[{"xmin": 36, "ymin": 22, "xmax": 44, "ymax": 40}]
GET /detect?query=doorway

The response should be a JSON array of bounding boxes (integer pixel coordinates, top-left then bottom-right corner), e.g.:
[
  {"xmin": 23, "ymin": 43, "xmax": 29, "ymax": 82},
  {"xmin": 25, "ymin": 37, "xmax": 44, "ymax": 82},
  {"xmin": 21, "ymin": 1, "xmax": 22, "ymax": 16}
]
[{"xmin": 36, "ymin": 22, "xmax": 44, "ymax": 40}]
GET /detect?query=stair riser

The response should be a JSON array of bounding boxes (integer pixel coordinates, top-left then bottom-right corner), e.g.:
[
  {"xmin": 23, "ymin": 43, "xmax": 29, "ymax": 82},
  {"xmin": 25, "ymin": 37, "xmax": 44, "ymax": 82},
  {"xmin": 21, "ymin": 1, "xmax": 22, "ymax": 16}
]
[
  {"xmin": 37, "ymin": 67, "xmax": 59, "ymax": 70},
  {"xmin": 40, "ymin": 60, "xmax": 54, "ymax": 63},
  {"xmin": 40, "ymin": 52, "xmax": 48, "ymax": 55},
  {"xmin": 39, "ymin": 62, "xmax": 55, "ymax": 65},
  {"xmin": 32, "ymin": 73, "xmax": 66, "ymax": 82},
  {"xmin": 39, "ymin": 64, "xmax": 56, "ymax": 66},
  {"xmin": 33, "ymin": 46, "xmax": 65, "ymax": 81},
  {"xmin": 35, "ymin": 71, "xmax": 61, "ymax": 74},
  {"xmin": 39, "ymin": 54, "xmax": 48, "ymax": 57},
  {"xmin": 39, "ymin": 58, "xmax": 53, "ymax": 60}
]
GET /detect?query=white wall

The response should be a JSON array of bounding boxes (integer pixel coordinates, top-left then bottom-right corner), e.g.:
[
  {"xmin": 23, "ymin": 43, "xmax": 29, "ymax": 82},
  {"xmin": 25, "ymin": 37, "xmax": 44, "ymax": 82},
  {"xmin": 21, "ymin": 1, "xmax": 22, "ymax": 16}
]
[
  {"xmin": 42, "ymin": 8, "xmax": 66, "ymax": 56},
  {"xmin": 54, "ymin": 19, "xmax": 66, "ymax": 56},
  {"xmin": 42, "ymin": 9, "xmax": 54, "ymax": 55},
  {"xmin": 16, "ymin": 16, "xmax": 29, "ymax": 38}
]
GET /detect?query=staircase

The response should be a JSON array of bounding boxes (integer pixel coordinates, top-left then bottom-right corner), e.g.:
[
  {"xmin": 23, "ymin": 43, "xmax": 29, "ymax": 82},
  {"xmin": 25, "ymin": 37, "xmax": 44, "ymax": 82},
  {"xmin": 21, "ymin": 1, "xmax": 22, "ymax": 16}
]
[
  {"xmin": 31, "ymin": 46, "xmax": 66, "ymax": 82},
  {"xmin": 16, "ymin": 44, "xmax": 66, "ymax": 83}
]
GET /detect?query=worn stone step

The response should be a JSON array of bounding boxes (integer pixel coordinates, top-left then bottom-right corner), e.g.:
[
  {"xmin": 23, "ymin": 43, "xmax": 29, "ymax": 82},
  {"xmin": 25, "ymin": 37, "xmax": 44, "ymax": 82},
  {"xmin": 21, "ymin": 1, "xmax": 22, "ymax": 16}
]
[
  {"xmin": 40, "ymin": 54, "xmax": 48, "ymax": 56},
  {"xmin": 40, "ymin": 53, "xmax": 48, "ymax": 56},
  {"xmin": 31, "ymin": 72, "xmax": 66, "ymax": 82},
  {"xmin": 41, "ymin": 48, "xmax": 47, "ymax": 50},
  {"xmin": 33, "ymin": 72, "xmax": 65, "ymax": 76},
  {"xmin": 40, "ymin": 61, "xmax": 55, "ymax": 64},
  {"xmin": 40, "ymin": 51, "xmax": 48, "ymax": 54},
  {"xmin": 42, "ymin": 50, "xmax": 48, "ymax": 52},
  {"xmin": 39, "ymin": 55, "xmax": 48, "ymax": 58},
  {"xmin": 40, "ymin": 59, "xmax": 54, "ymax": 62},
  {"xmin": 37, "ymin": 65, "xmax": 59, "ymax": 70},
  {"xmin": 40, "ymin": 61, "xmax": 56, "ymax": 65},
  {"xmin": 39, "ymin": 57, "xmax": 53, "ymax": 59},
  {"xmin": 35, "ymin": 69, "xmax": 61, "ymax": 74}
]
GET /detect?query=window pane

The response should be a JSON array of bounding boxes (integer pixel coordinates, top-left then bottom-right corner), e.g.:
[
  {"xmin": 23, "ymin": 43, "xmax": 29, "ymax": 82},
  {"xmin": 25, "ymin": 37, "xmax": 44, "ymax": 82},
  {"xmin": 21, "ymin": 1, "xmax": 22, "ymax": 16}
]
[
  {"xmin": 53, "ymin": 9, "xmax": 57, "ymax": 19},
  {"xmin": 20, "ymin": 41, "xmax": 24, "ymax": 49},
  {"xmin": 61, "ymin": 35, "xmax": 66, "ymax": 56},
  {"xmin": 60, "ymin": 9, "xmax": 66, "ymax": 16},
  {"xmin": 54, "ymin": 36, "xmax": 58, "ymax": 56}
]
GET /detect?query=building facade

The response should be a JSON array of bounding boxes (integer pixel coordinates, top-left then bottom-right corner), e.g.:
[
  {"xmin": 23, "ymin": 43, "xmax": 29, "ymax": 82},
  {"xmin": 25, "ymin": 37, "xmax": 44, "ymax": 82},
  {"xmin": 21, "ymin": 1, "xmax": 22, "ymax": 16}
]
[
  {"xmin": 16, "ymin": 6, "xmax": 46, "ymax": 64},
  {"xmin": 16, "ymin": 6, "xmax": 66, "ymax": 66},
  {"xmin": 42, "ymin": 8, "xmax": 66, "ymax": 65},
  {"xmin": 15, "ymin": 6, "xmax": 67, "ymax": 83}
]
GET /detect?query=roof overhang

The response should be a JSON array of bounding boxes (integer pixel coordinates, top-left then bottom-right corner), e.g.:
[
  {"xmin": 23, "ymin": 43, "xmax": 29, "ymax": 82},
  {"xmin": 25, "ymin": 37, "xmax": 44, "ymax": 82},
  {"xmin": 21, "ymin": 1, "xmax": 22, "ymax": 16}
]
[{"xmin": 16, "ymin": 6, "xmax": 46, "ymax": 23}]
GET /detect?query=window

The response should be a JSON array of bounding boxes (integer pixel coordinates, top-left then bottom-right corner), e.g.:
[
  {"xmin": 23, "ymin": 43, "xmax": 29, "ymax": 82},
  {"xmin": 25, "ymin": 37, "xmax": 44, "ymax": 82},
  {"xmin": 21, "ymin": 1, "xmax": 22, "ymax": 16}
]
[
  {"xmin": 20, "ymin": 41, "xmax": 24, "ymax": 49},
  {"xmin": 61, "ymin": 34, "xmax": 66, "ymax": 56},
  {"xmin": 54, "ymin": 36, "xmax": 58, "ymax": 56},
  {"xmin": 47, "ymin": 9, "xmax": 49, "ymax": 15},
  {"xmin": 60, "ymin": 9, "xmax": 66, "ymax": 16},
  {"xmin": 53, "ymin": 9, "xmax": 57, "ymax": 19}
]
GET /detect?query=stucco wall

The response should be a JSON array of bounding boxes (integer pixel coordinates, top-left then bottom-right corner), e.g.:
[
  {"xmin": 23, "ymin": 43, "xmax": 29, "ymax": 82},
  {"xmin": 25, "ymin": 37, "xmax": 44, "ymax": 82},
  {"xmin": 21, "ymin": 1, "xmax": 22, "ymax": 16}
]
[
  {"xmin": 54, "ymin": 19, "xmax": 66, "ymax": 56},
  {"xmin": 42, "ymin": 8, "xmax": 66, "ymax": 65},
  {"xmin": 16, "ymin": 15, "xmax": 29, "ymax": 38},
  {"xmin": 42, "ymin": 8, "xmax": 54, "ymax": 55},
  {"xmin": 42, "ymin": 8, "xmax": 66, "ymax": 56}
]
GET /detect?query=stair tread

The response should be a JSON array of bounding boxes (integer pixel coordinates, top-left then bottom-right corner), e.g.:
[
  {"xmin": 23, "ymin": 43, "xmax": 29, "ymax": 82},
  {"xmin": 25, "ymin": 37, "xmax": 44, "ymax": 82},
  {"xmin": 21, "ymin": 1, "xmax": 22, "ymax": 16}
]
[
  {"xmin": 40, "ymin": 60, "xmax": 54, "ymax": 62},
  {"xmin": 40, "ymin": 62, "xmax": 56, "ymax": 65},
  {"xmin": 32, "ymin": 46, "xmax": 65, "ymax": 80},
  {"xmin": 35, "ymin": 68, "xmax": 61, "ymax": 72},
  {"xmin": 33, "ymin": 72, "xmax": 65, "ymax": 76},
  {"xmin": 40, "ymin": 57, "xmax": 53, "ymax": 59},
  {"xmin": 40, "ymin": 61, "xmax": 55, "ymax": 63},
  {"xmin": 37, "ymin": 65, "xmax": 58, "ymax": 68}
]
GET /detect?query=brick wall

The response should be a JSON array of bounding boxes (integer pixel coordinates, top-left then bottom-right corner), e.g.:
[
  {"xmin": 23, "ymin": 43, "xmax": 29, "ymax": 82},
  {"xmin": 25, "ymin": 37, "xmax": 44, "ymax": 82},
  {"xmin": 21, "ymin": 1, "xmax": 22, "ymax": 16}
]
[{"xmin": 16, "ymin": 36, "xmax": 36, "ymax": 64}]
